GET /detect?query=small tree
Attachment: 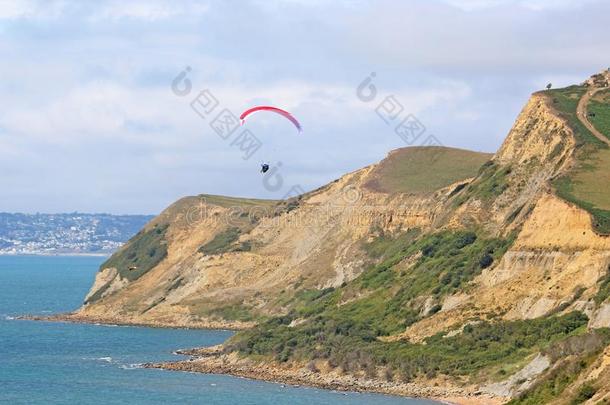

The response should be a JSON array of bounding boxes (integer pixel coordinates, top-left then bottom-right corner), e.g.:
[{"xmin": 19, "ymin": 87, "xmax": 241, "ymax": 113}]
[
  {"xmin": 479, "ymin": 253, "xmax": 494, "ymax": 269},
  {"xmin": 546, "ymin": 83, "xmax": 552, "ymax": 90}
]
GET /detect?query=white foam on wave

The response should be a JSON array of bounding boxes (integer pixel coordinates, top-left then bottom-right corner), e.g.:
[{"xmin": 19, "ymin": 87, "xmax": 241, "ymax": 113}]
[
  {"xmin": 97, "ymin": 357, "xmax": 113, "ymax": 363},
  {"xmin": 4, "ymin": 315, "xmax": 15, "ymax": 320},
  {"xmin": 93, "ymin": 323, "xmax": 124, "ymax": 328},
  {"xmin": 119, "ymin": 363, "xmax": 143, "ymax": 370}
]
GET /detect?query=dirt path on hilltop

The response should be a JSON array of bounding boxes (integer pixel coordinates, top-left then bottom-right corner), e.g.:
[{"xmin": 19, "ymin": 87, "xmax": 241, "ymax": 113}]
[{"xmin": 576, "ymin": 87, "xmax": 610, "ymax": 146}]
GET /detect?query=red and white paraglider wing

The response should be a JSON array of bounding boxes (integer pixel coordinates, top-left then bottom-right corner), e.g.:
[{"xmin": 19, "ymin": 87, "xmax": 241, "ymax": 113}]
[{"xmin": 239, "ymin": 106, "xmax": 302, "ymax": 133}]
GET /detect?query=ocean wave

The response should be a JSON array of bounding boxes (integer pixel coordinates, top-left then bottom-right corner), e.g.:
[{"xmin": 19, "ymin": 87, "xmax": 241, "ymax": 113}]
[
  {"xmin": 93, "ymin": 323, "xmax": 123, "ymax": 328},
  {"xmin": 4, "ymin": 315, "xmax": 15, "ymax": 320},
  {"xmin": 97, "ymin": 357, "xmax": 113, "ymax": 363},
  {"xmin": 119, "ymin": 363, "xmax": 143, "ymax": 370}
]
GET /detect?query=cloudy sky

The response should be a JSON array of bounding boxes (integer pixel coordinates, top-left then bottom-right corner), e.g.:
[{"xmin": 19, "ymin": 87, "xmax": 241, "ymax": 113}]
[{"xmin": 1, "ymin": 0, "xmax": 608, "ymax": 214}]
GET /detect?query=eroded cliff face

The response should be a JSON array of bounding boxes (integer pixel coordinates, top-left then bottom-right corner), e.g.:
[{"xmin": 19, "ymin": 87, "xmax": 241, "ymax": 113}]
[
  {"xmin": 74, "ymin": 87, "xmax": 610, "ymax": 402},
  {"xmin": 76, "ymin": 161, "xmax": 460, "ymax": 327},
  {"xmin": 78, "ymin": 92, "xmax": 610, "ymax": 332},
  {"xmin": 398, "ymin": 93, "xmax": 610, "ymax": 342}
]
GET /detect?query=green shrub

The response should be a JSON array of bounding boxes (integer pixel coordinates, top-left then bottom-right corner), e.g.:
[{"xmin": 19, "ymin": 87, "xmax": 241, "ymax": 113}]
[
  {"xmin": 571, "ymin": 383, "xmax": 597, "ymax": 404},
  {"xmin": 594, "ymin": 263, "xmax": 610, "ymax": 304},
  {"xmin": 507, "ymin": 330, "xmax": 610, "ymax": 405},
  {"xmin": 225, "ymin": 231, "xmax": 596, "ymax": 382},
  {"xmin": 453, "ymin": 163, "xmax": 511, "ymax": 206},
  {"xmin": 229, "ymin": 311, "xmax": 589, "ymax": 379},
  {"xmin": 198, "ymin": 227, "xmax": 241, "ymax": 255},
  {"xmin": 479, "ymin": 254, "xmax": 494, "ymax": 269},
  {"xmin": 86, "ymin": 224, "xmax": 169, "ymax": 304},
  {"xmin": 102, "ymin": 223, "xmax": 169, "ymax": 281}
]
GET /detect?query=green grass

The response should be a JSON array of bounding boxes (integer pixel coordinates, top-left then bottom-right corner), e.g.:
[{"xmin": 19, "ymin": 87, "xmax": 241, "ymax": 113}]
[
  {"xmin": 453, "ymin": 161, "xmax": 511, "ymax": 205},
  {"xmin": 594, "ymin": 262, "xmax": 610, "ymax": 304},
  {"xmin": 364, "ymin": 146, "xmax": 492, "ymax": 194},
  {"xmin": 196, "ymin": 194, "xmax": 279, "ymax": 208},
  {"xmin": 589, "ymin": 89, "xmax": 610, "ymax": 141},
  {"xmin": 566, "ymin": 150, "xmax": 610, "ymax": 211},
  {"xmin": 553, "ymin": 168, "xmax": 610, "ymax": 235},
  {"xmin": 546, "ymin": 86, "xmax": 605, "ymax": 148},
  {"xmin": 198, "ymin": 227, "xmax": 241, "ymax": 255},
  {"xmin": 546, "ymin": 86, "xmax": 610, "ymax": 234},
  {"xmin": 362, "ymin": 227, "xmax": 421, "ymax": 260},
  {"xmin": 100, "ymin": 223, "xmax": 168, "ymax": 281}
]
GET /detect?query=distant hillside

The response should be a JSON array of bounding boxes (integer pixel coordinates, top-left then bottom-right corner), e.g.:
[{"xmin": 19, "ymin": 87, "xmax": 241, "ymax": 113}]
[{"xmin": 0, "ymin": 213, "xmax": 154, "ymax": 255}]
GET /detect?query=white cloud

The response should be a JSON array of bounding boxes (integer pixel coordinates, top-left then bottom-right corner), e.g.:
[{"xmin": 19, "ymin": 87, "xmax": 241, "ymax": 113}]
[
  {"xmin": 1, "ymin": 76, "xmax": 469, "ymax": 144},
  {"xmin": 91, "ymin": 0, "xmax": 209, "ymax": 22},
  {"xmin": 1, "ymin": 0, "xmax": 609, "ymax": 212},
  {"xmin": 0, "ymin": 0, "xmax": 209, "ymax": 21},
  {"xmin": 442, "ymin": 0, "xmax": 600, "ymax": 11},
  {"xmin": 442, "ymin": 0, "xmax": 506, "ymax": 11},
  {"xmin": 0, "ymin": 0, "xmax": 66, "ymax": 20}
]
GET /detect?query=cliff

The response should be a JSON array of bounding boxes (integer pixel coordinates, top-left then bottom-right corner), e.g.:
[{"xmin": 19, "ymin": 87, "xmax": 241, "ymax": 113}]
[
  {"xmin": 74, "ymin": 147, "xmax": 491, "ymax": 328},
  {"xmin": 69, "ymin": 72, "xmax": 610, "ymax": 404}
]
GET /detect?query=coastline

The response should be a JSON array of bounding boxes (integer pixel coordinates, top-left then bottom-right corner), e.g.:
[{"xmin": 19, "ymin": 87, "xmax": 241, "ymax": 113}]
[
  {"xmin": 22, "ymin": 313, "xmax": 505, "ymax": 404},
  {"xmin": 18, "ymin": 312, "xmax": 253, "ymax": 331},
  {"xmin": 143, "ymin": 346, "xmax": 506, "ymax": 405}
]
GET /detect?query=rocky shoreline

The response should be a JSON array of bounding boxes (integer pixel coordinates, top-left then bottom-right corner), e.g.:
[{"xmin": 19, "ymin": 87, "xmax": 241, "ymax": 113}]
[
  {"xmin": 18, "ymin": 312, "xmax": 253, "ymax": 330},
  {"xmin": 143, "ymin": 346, "xmax": 506, "ymax": 405},
  {"xmin": 21, "ymin": 314, "xmax": 505, "ymax": 404}
]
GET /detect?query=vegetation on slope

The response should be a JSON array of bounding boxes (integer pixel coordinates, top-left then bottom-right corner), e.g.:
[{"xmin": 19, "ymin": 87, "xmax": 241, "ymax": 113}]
[
  {"xmin": 364, "ymin": 147, "xmax": 492, "ymax": 194},
  {"xmin": 223, "ymin": 229, "xmax": 585, "ymax": 382},
  {"xmin": 507, "ymin": 330, "xmax": 610, "ymax": 405},
  {"xmin": 85, "ymin": 223, "xmax": 169, "ymax": 304},
  {"xmin": 453, "ymin": 161, "xmax": 511, "ymax": 206},
  {"xmin": 589, "ymin": 89, "xmax": 610, "ymax": 141},
  {"xmin": 546, "ymin": 86, "xmax": 610, "ymax": 234},
  {"xmin": 594, "ymin": 263, "xmax": 610, "ymax": 305},
  {"xmin": 229, "ymin": 309, "xmax": 588, "ymax": 381},
  {"xmin": 545, "ymin": 86, "xmax": 604, "ymax": 147},
  {"xmin": 554, "ymin": 169, "xmax": 610, "ymax": 234},
  {"xmin": 99, "ymin": 223, "xmax": 169, "ymax": 282},
  {"xmin": 195, "ymin": 194, "xmax": 279, "ymax": 209},
  {"xmin": 198, "ymin": 227, "xmax": 242, "ymax": 255},
  {"xmin": 187, "ymin": 300, "xmax": 257, "ymax": 322}
]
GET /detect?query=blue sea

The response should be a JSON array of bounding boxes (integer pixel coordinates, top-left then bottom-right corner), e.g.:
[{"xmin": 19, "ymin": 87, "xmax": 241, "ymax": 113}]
[{"xmin": 0, "ymin": 255, "xmax": 439, "ymax": 405}]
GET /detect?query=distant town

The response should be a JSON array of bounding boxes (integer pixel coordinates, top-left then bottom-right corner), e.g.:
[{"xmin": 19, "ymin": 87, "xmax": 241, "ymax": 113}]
[{"xmin": 0, "ymin": 213, "xmax": 154, "ymax": 255}]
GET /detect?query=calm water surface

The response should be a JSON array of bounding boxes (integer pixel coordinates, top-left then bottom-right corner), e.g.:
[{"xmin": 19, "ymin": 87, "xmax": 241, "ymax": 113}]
[{"xmin": 0, "ymin": 255, "xmax": 439, "ymax": 404}]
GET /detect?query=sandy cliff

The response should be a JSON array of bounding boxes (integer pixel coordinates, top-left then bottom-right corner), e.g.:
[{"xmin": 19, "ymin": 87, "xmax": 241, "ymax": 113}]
[{"xmin": 67, "ymin": 74, "xmax": 610, "ymax": 403}]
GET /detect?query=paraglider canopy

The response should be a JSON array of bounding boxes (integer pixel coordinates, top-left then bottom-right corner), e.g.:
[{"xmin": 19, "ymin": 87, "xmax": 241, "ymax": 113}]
[
  {"xmin": 260, "ymin": 163, "xmax": 270, "ymax": 173},
  {"xmin": 240, "ymin": 106, "xmax": 302, "ymax": 133}
]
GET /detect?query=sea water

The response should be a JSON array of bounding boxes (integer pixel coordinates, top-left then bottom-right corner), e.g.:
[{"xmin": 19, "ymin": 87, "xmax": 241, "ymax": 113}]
[{"xmin": 0, "ymin": 255, "xmax": 439, "ymax": 404}]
